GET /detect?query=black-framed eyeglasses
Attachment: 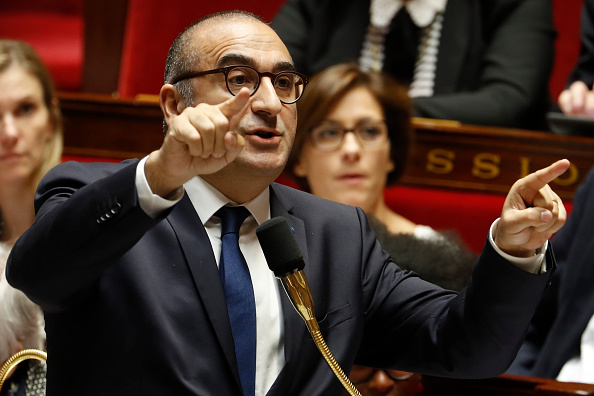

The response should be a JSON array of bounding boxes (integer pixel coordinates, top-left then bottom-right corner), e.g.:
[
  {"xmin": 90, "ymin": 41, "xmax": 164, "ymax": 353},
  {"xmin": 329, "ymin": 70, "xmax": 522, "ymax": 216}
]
[
  {"xmin": 350, "ymin": 367, "xmax": 416, "ymax": 384},
  {"xmin": 309, "ymin": 120, "xmax": 389, "ymax": 152},
  {"xmin": 169, "ymin": 65, "xmax": 309, "ymax": 104}
]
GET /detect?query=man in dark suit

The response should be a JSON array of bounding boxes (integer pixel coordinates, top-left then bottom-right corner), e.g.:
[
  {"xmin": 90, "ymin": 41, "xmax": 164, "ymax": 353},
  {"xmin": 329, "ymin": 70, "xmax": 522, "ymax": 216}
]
[
  {"xmin": 509, "ymin": 167, "xmax": 594, "ymax": 383},
  {"xmin": 6, "ymin": 10, "xmax": 569, "ymax": 396},
  {"xmin": 272, "ymin": 0, "xmax": 555, "ymax": 130}
]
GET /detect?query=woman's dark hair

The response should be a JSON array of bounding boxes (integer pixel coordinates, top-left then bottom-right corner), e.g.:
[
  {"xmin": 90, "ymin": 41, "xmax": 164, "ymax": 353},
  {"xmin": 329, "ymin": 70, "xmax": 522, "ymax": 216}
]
[{"xmin": 285, "ymin": 63, "xmax": 413, "ymax": 191}]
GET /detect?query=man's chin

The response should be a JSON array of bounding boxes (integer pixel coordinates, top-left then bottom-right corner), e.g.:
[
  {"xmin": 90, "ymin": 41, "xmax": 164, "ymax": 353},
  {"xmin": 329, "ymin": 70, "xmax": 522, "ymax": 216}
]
[{"xmin": 225, "ymin": 156, "xmax": 284, "ymax": 182}]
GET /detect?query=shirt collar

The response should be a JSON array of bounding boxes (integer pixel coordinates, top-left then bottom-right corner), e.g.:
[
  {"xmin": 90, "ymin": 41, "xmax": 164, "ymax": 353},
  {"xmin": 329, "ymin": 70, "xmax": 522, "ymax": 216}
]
[
  {"xmin": 184, "ymin": 176, "xmax": 271, "ymax": 226},
  {"xmin": 370, "ymin": 0, "xmax": 447, "ymax": 28}
]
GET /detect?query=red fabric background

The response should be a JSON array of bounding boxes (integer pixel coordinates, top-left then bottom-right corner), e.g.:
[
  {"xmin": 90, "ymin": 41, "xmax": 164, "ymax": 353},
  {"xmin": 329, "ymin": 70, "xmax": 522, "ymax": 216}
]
[
  {"xmin": 0, "ymin": 10, "xmax": 83, "ymax": 91},
  {"xmin": 117, "ymin": 0, "xmax": 286, "ymax": 97}
]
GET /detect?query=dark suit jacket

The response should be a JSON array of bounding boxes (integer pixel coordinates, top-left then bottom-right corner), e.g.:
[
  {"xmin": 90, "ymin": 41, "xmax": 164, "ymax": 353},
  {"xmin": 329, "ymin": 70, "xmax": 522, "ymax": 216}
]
[
  {"xmin": 509, "ymin": 167, "xmax": 594, "ymax": 378},
  {"xmin": 271, "ymin": 0, "xmax": 555, "ymax": 130},
  {"xmin": 7, "ymin": 160, "xmax": 555, "ymax": 395}
]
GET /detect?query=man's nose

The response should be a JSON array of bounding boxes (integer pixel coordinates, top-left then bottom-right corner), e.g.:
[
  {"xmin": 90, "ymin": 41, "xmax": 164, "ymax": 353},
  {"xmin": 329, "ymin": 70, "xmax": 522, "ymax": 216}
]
[{"xmin": 250, "ymin": 77, "xmax": 283, "ymax": 116}]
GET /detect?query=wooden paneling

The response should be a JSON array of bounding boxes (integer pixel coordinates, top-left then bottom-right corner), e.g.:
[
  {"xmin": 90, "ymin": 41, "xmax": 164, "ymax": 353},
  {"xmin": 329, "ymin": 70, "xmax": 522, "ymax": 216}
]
[
  {"xmin": 59, "ymin": 92, "xmax": 163, "ymax": 159},
  {"xmin": 405, "ymin": 118, "xmax": 594, "ymax": 199},
  {"xmin": 421, "ymin": 374, "xmax": 594, "ymax": 396},
  {"xmin": 58, "ymin": 92, "xmax": 594, "ymax": 200}
]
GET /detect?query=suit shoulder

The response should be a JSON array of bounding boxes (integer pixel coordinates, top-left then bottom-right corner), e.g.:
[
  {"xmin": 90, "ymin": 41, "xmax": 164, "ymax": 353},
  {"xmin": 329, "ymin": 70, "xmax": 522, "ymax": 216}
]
[
  {"xmin": 35, "ymin": 159, "xmax": 140, "ymax": 212},
  {"xmin": 271, "ymin": 183, "xmax": 364, "ymax": 218},
  {"xmin": 41, "ymin": 159, "xmax": 139, "ymax": 188}
]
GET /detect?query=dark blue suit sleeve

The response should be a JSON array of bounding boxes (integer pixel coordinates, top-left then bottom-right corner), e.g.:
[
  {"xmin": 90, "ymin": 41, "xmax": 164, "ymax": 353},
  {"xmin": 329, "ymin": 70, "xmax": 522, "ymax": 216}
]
[
  {"xmin": 6, "ymin": 160, "xmax": 167, "ymax": 312},
  {"xmin": 353, "ymin": 208, "xmax": 556, "ymax": 378}
]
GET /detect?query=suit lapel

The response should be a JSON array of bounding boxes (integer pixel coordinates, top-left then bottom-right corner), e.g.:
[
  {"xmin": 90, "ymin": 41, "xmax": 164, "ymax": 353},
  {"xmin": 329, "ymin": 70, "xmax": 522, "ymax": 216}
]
[
  {"xmin": 167, "ymin": 186, "xmax": 316, "ymax": 394},
  {"xmin": 266, "ymin": 185, "xmax": 312, "ymax": 393},
  {"xmin": 166, "ymin": 195, "xmax": 242, "ymax": 392}
]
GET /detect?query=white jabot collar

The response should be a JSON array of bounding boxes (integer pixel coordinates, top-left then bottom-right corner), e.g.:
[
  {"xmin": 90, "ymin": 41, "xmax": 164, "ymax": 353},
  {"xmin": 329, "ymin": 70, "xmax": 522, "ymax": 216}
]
[{"xmin": 370, "ymin": 0, "xmax": 447, "ymax": 28}]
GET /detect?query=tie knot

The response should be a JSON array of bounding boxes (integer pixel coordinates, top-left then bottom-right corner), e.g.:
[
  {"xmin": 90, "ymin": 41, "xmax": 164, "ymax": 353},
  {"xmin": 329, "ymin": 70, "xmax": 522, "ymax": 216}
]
[{"xmin": 216, "ymin": 206, "xmax": 251, "ymax": 235}]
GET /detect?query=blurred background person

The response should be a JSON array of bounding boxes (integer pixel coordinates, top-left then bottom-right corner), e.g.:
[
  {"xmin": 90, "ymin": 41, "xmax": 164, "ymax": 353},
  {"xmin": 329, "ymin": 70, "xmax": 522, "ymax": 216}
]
[
  {"xmin": 558, "ymin": 0, "xmax": 594, "ymax": 118},
  {"xmin": 347, "ymin": 366, "xmax": 423, "ymax": 396},
  {"xmin": 284, "ymin": 63, "xmax": 476, "ymax": 395},
  {"xmin": 285, "ymin": 63, "xmax": 476, "ymax": 291},
  {"xmin": 272, "ymin": 0, "xmax": 555, "ymax": 130},
  {"xmin": 0, "ymin": 39, "xmax": 63, "ymax": 395}
]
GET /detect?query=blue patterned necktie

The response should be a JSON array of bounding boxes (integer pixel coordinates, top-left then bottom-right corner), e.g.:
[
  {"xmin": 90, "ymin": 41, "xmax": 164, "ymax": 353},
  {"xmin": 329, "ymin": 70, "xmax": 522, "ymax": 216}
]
[{"xmin": 215, "ymin": 205, "xmax": 256, "ymax": 396}]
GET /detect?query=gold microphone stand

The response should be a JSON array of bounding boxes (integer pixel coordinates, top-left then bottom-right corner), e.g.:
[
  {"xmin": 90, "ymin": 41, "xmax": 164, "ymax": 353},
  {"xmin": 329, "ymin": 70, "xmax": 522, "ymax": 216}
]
[
  {"xmin": 282, "ymin": 271, "xmax": 361, "ymax": 396},
  {"xmin": 0, "ymin": 349, "xmax": 47, "ymax": 391}
]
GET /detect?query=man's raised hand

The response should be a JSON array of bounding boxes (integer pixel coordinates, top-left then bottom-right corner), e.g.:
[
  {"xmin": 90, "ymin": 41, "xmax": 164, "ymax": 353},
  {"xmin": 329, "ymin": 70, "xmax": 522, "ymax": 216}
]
[
  {"xmin": 146, "ymin": 88, "xmax": 251, "ymax": 198},
  {"xmin": 558, "ymin": 81, "xmax": 594, "ymax": 117},
  {"xmin": 494, "ymin": 159, "xmax": 570, "ymax": 257}
]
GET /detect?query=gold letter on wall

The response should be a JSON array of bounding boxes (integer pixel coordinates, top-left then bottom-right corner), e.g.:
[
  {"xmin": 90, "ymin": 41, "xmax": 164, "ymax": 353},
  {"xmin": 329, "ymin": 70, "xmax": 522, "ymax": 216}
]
[
  {"xmin": 427, "ymin": 149, "xmax": 455, "ymax": 174},
  {"xmin": 472, "ymin": 153, "xmax": 501, "ymax": 179}
]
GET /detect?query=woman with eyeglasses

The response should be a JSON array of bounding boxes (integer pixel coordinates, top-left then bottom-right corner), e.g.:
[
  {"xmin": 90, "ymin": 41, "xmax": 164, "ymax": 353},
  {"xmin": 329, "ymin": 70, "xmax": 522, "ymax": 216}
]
[
  {"xmin": 0, "ymin": 40, "xmax": 63, "ymax": 396},
  {"xmin": 284, "ymin": 63, "xmax": 476, "ymax": 395}
]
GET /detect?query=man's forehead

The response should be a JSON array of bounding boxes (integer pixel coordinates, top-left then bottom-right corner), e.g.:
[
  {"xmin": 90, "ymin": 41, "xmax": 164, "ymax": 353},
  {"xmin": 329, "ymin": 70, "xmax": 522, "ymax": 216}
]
[{"xmin": 191, "ymin": 18, "xmax": 292, "ymax": 69}]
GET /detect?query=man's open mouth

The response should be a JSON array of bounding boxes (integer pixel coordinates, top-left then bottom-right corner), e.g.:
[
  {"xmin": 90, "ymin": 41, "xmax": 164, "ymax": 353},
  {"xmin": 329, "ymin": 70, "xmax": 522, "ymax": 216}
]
[{"xmin": 255, "ymin": 131, "xmax": 276, "ymax": 139}]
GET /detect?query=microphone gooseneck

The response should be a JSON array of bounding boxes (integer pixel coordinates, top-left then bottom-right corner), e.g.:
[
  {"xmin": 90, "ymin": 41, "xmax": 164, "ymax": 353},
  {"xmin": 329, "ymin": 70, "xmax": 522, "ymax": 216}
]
[{"xmin": 256, "ymin": 217, "xmax": 361, "ymax": 396}]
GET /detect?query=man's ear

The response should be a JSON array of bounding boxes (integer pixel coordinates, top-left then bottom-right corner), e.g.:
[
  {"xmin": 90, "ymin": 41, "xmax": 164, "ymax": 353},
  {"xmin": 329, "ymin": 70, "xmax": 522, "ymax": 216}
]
[{"xmin": 159, "ymin": 84, "xmax": 184, "ymax": 126}]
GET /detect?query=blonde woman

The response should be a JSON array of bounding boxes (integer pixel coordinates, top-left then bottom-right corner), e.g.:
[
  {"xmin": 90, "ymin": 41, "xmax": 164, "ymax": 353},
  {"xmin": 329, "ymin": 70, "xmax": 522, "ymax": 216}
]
[{"xmin": 0, "ymin": 39, "xmax": 63, "ymax": 395}]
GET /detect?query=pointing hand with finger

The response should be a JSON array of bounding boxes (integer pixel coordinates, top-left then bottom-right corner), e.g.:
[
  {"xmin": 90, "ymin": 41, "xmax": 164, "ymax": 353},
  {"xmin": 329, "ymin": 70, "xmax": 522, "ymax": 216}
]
[
  {"xmin": 494, "ymin": 159, "xmax": 570, "ymax": 257},
  {"xmin": 146, "ymin": 87, "xmax": 252, "ymax": 198}
]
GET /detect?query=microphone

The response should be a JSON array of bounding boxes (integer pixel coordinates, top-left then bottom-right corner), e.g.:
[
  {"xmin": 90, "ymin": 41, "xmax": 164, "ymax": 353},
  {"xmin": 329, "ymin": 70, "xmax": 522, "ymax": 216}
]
[{"xmin": 256, "ymin": 217, "xmax": 361, "ymax": 396}]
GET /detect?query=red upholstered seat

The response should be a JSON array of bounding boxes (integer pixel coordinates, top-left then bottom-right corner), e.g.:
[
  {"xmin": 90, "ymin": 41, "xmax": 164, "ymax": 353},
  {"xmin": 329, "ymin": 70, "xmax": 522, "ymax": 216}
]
[
  {"xmin": 117, "ymin": 0, "xmax": 286, "ymax": 97},
  {"xmin": 0, "ymin": 1, "xmax": 84, "ymax": 91},
  {"xmin": 549, "ymin": 0, "xmax": 583, "ymax": 100},
  {"xmin": 385, "ymin": 186, "xmax": 505, "ymax": 254},
  {"xmin": 386, "ymin": 185, "xmax": 572, "ymax": 254}
]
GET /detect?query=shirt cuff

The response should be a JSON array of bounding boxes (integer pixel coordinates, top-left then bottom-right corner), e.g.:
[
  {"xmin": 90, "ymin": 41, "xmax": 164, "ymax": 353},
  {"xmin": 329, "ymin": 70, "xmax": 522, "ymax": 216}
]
[
  {"xmin": 135, "ymin": 156, "xmax": 182, "ymax": 218},
  {"xmin": 489, "ymin": 218, "xmax": 548, "ymax": 274}
]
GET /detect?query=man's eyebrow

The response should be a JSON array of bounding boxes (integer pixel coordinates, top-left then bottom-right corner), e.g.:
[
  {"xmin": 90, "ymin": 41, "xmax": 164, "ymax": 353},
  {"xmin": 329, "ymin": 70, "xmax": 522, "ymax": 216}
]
[
  {"xmin": 216, "ymin": 54, "xmax": 254, "ymax": 67},
  {"xmin": 274, "ymin": 61, "xmax": 296, "ymax": 73},
  {"xmin": 216, "ymin": 55, "xmax": 296, "ymax": 72}
]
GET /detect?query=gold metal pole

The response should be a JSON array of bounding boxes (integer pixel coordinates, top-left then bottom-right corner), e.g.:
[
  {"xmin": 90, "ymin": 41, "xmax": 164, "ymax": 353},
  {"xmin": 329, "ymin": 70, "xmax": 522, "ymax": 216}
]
[{"xmin": 0, "ymin": 349, "xmax": 47, "ymax": 391}]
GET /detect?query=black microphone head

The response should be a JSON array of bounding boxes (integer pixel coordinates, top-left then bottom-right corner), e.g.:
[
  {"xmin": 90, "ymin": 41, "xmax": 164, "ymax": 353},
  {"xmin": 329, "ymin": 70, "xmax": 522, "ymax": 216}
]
[{"xmin": 256, "ymin": 216, "xmax": 305, "ymax": 277}]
